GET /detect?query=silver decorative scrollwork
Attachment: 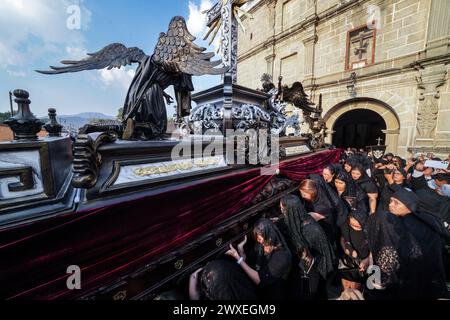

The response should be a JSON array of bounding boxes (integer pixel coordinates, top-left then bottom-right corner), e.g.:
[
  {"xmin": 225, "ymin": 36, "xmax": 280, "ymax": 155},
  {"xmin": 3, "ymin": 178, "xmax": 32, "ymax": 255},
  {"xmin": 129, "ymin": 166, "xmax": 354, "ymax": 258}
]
[
  {"xmin": 189, "ymin": 103, "xmax": 272, "ymax": 133},
  {"xmin": 220, "ymin": 3, "xmax": 232, "ymax": 69}
]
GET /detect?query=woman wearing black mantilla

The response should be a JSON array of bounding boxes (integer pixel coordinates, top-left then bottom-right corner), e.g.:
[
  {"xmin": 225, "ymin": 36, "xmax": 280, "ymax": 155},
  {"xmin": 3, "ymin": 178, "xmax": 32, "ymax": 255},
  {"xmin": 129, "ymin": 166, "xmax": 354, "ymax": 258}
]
[
  {"xmin": 278, "ymin": 195, "xmax": 336, "ymax": 300},
  {"xmin": 226, "ymin": 219, "xmax": 292, "ymax": 301},
  {"xmin": 366, "ymin": 189, "xmax": 449, "ymax": 300}
]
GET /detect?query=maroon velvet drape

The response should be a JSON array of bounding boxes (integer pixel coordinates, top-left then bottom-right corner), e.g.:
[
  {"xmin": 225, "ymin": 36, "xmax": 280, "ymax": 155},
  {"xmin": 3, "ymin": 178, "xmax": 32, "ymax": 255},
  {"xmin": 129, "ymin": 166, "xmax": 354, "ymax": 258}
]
[
  {"xmin": 279, "ymin": 148, "xmax": 342, "ymax": 181},
  {"xmin": 0, "ymin": 149, "xmax": 341, "ymax": 300}
]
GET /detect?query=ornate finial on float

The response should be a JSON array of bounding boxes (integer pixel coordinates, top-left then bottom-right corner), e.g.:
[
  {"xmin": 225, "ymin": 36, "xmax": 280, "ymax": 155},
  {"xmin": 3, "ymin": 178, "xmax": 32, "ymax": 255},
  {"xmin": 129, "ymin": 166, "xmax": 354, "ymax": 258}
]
[
  {"xmin": 277, "ymin": 76, "xmax": 284, "ymax": 102},
  {"xmin": 44, "ymin": 108, "xmax": 63, "ymax": 137},
  {"xmin": 5, "ymin": 90, "xmax": 44, "ymax": 141}
]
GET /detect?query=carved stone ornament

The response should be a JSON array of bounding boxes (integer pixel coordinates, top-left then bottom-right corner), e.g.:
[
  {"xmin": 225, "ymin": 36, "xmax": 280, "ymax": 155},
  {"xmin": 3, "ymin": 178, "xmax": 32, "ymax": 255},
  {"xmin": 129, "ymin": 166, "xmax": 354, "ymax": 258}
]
[{"xmin": 415, "ymin": 68, "xmax": 448, "ymax": 139}]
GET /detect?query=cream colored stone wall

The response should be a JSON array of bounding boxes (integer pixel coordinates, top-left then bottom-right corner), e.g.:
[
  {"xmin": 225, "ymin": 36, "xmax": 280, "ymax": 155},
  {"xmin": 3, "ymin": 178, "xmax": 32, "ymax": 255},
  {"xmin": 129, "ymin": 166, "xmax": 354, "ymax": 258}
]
[
  {"xmin": 274, "ymin": 35, "xmax": 306, "ymax": 83},
  {"xmin": 237, "ymin": 0, "xmax": 450, "ymax": 158},
  {"xmin": 320, "ymin": 70, "xmax": 418, "ymax": 155},
  {"xmin": 237, "ymin": 49, "xmax": 272, "ymax": 89},
  {"xmin": 435, "ymin": 67, "xmax": 450, "ymax": 152},
  {"xmin": 238, "ymin": 1, "xmax": 274, "ymax": 56}
]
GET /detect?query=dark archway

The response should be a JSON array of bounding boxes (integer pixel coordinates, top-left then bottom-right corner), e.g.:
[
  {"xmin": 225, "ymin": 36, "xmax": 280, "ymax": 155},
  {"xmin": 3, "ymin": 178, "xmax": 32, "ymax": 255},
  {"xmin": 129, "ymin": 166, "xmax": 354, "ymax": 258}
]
[{"xmin": 332, "ymin": 109, "xmax": 386, "ymax": 149}]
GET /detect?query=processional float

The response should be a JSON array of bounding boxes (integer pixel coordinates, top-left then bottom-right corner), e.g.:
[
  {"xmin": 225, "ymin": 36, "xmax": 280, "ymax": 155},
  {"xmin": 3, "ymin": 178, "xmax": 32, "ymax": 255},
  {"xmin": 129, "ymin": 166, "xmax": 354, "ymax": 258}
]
[{"xmin": 0, "ymin": 0, "xmax": 338, "ymax": 300}]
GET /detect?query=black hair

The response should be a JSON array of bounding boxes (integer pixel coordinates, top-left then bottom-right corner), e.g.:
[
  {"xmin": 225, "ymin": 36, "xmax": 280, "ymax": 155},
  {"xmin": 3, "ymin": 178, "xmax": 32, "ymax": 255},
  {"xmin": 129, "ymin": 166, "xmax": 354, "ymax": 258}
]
[{"xmin": 324, "ymin": 164, "xmax": 337, "ymax": 175}]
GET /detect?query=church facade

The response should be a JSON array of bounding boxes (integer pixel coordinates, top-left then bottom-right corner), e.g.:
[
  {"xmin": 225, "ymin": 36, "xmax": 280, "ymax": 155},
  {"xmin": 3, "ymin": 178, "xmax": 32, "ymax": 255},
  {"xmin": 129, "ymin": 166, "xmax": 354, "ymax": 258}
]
[{"xmin": 237, "ymin": 0, "xmax": 450, "ymax": 158}]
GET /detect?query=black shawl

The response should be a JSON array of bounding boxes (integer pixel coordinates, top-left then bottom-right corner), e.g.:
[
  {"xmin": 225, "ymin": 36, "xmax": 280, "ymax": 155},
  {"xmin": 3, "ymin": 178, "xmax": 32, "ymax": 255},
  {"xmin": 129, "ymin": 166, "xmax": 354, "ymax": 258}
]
[
  {"xmin": 252, "ymin": 219, "xmax": 292, "ymax": 300},
  {"xmin": 353, "ymin": 168, "xmax": 379, "ymax": 195},
  {"xmin": 309, "ymin": 174, "xmax": 348, "ymax": 228},
  {"xmin": 415, "ymin": 188, "xmax": 450, "ymax": 236},
  {"xmin": 367, "ymin": 206, "xmax": 449, "ymax": 299},
  {"xmin": 200, "ymin": 260, "xmax": 257, "ymax": 301},
  {"xmin": 304, "ymin": 180, "xmax": 336, "ymax": 230},
  {"xmin": 253, "ymin": 219, "xmax": 292, "ymax": 276},
  {"xmin": 344, "ymin": 158, "xmax": 360, "ymax": 172},
  {"xmin": 341, "ymin": 207, "xmax": 370, "ymax": 262},
  {"xmin": 379, "ymin": 182, "xmax": 412, "ymax": 212},
  {"xmin": 335, "ymin": 171, "xmax": 369, "ymax": 215},
  {"xmin": 280, "ymin": 195, "xmax": 336, "ymax": 278},
  {"xmin": 336, "ymin": 172, "xmax": 370, "ymax": 263}
]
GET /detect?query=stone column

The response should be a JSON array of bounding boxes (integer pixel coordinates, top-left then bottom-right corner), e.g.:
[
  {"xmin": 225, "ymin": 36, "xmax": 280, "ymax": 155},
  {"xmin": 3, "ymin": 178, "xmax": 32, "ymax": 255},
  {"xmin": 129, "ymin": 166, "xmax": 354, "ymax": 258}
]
[
  {"xmin": 414, "ymin": 64, "xmax": 448, "ymax": 148},
  {"xmin": 410, "ymin": 0, "xmax": 450, "ymax": 156},
  {"xmin": 426, "ymin": 0, "xmax": 450, "ymax": 57},
  {"xmin": 302, "ymin": 27, "xmax": 318, "ymax": 87},
  {"xmin": 383, "ymin": 129, "xmax": 400, "ymax": 154},
  {"xmin": 265, "ymin": 54, "xmax": 276, "ymax": 76}
]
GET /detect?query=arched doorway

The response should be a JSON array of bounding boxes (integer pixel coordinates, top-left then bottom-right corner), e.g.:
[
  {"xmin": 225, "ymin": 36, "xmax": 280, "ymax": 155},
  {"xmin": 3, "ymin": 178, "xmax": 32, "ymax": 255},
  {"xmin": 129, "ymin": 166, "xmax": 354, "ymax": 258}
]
[
  {"xmin": 332, "ymin": 109, "xmax": 386, "ymax": 149},
  {"xmin": 324, "ymin": 98, "xmax": 401, "ymax": 153}
]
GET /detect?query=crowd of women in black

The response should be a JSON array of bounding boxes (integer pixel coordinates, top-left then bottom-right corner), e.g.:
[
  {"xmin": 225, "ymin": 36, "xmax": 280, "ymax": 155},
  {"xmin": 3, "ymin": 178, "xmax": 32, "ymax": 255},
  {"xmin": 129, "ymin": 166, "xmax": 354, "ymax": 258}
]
[{"xmin": 160, "ymin": 150, "xmax": 450, "ymax": 301}]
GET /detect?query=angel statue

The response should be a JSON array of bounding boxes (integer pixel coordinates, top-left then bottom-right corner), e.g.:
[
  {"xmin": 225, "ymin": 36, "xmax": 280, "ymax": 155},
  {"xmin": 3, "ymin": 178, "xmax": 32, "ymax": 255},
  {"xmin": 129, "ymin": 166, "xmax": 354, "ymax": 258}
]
[{"xmin": 37, "ymin": 16, "xmax": 226, "ymax": 140}]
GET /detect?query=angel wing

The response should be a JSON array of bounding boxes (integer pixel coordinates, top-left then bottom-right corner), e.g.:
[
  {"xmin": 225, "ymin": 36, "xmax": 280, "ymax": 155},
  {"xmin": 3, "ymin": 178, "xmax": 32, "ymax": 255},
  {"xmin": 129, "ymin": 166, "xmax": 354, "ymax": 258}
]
[
  {"xmin": 152, "ymin": 16, "xmax": 227, "ymax": 76},
  {"xmin": 283, "ymin": 82, "xmax": 316, "ymax": 112},
  {"xmin": 36, "ymin": 43, "xmax": 147, "ymax": 75}
]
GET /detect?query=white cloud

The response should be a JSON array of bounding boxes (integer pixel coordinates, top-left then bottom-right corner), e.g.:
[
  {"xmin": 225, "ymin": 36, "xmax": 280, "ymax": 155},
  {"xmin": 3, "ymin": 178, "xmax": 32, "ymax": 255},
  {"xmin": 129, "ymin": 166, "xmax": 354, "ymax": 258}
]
[
  {"xmin": 0, "ymin": 0, "xmax": 132, "ymax": 91},
  {"xmin": 98, "ymin": 68, "xmax": 136, "ymax": 90},
  {"xmin": 0, "ymin": 0, "xmax": 91, "ymax": 68},
  {"xmin": 65, "ymin": 46, "xmax": 88, "ymax": 59},
  {"xmin": 187, "ymin": 0, "xmax": 213, "ymax": 39},
  {"xmin": 7, "ymin": 70, "xmax": 27, "ymax": 77}
]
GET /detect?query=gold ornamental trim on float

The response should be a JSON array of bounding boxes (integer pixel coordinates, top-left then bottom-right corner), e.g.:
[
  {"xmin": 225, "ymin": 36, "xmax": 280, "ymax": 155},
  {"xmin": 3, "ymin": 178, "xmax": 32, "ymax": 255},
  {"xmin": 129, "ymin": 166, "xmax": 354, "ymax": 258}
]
[
  {"xmin": 134, "ymin": 157, "xmax": 222, "ymax": 177},
  {"xmin": 112, "ymin": 156, "xmax": 228, "ymax": 186},
  {"xmin": 284, "ymin": 145, "xmax": 311, "ymax": 156}
]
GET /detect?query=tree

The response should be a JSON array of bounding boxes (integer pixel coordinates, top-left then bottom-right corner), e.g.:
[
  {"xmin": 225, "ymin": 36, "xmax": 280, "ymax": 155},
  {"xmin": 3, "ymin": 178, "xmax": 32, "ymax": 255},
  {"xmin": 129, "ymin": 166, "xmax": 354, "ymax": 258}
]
[
  {"xmin": 89, "ymin": 118, "xmax": 115, "ymax": 125},
  {"xmin": 0, "ymin": 112, "xmax": 12, "ymax": 123},
  {"xmin": 117, "ymin": 107, "xmax": 124, "ymax": 121}
]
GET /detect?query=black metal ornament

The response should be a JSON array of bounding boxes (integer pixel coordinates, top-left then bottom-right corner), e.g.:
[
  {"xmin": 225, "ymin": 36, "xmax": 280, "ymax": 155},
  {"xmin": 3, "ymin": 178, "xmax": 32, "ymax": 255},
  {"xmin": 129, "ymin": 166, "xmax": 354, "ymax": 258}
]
[{"xmin": 5, "ymin": 90, "xmax": 44, "ymax": 141}]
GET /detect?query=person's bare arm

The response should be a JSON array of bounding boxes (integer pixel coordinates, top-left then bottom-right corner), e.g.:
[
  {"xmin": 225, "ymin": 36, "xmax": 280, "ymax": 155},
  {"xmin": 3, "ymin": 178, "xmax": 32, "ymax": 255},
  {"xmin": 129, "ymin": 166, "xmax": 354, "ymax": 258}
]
[
  {"xmin": 340, "ymin": 236, "xmax": 350, "ymax": 256},
  {"xmin": 239, "ymin": 260, "xmax": 261, "ymax": 285},
  {"xmin": 359, "ymin": 256, "xmax": 370, "ymax": 272},
  {"xmin": 337, "ymin": 289, "xmax": 365, "ymax": 300},
  {"xmin": 237, "ymin": 236, "xmax": 248, "ymax": 261},
  {"xmin": 368, "ymin": 193, "xmax": 378, "ymax": 214},
  {"xmin": 404, "ymin": 158, "xmax": 415, "ymax": 172},
  {"xmin": 226, "ymin": 244, "xmax": 260, "ymax": 285},
  {"xmin": 189, "ymin": 268, "xmax": 203, "ymax": 300},
  {"xmin": 309, "ymin": 212, "xmax": 326, "ymax": 222},
  {"xmin": 384, "ymin": 172, "xmax": 394, "ymax": 185}
]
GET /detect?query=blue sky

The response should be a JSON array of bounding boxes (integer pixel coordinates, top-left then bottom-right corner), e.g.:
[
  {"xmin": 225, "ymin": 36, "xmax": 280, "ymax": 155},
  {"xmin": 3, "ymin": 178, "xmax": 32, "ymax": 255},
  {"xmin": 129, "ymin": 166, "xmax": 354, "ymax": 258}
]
[{"xmin": 0, "ymin": 0, "xmax": 219, "ymax": 118}]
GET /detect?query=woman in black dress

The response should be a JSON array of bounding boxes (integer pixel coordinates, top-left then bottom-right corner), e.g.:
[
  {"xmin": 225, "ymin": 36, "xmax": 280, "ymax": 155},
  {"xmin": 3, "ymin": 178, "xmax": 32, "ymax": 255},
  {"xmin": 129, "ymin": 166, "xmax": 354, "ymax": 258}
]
[
  {"xmin": 351, "ymin": 164, "xmax": 379, "ymax": 214},
  {"xmin": 339, "ymin": 208, "xmax": 371, "ymax": 291},
  {"xmin": 334, "ymin": 171, "xmax": 369, "ymax": 215},
  {"xmin": 309, "ymin": 167, "xmax": 348, "ymax": 229},
  {"xmin": 322, "ymin": 164, "xmax": 337, "ymax": 186},
  {"xmin": 226, "ymin": 219, "xmax": 292, "ymax": 300},
  {"xmin": 279, "ymin": 195, "xmax": 335, "ymax": 300},
  {"xmin": 366, "ymin": 189, "xmax": 449, "ymax": 300},
  {"xmin": 343, "ymin": 158, "xmax": 359, "ymax": 174},
  {"xmin": 189, "ymin": 260, "xmax": 257, "ymax": 300},
  {"xmin": 299, "ymin": 179, "xmax": 337, "ymax": 244}
]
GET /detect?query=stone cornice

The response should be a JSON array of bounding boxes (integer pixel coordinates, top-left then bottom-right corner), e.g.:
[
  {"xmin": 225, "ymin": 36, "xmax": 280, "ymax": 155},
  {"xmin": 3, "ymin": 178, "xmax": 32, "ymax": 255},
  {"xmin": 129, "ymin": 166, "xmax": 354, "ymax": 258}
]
[
  {"xmin": 238, "ymin": 0, "xmax": 363, "ymax": 62},
  {"xmin": 243, "ymin": 0, "xmax": 277, "ymax": 19},
  {"xmin": 302, "ymin": 35, "xmax": 318, "ymax": 46},
  {"xmin": 304, "ymin": 53, "xmax": 450, "ymax": 91},
  {"xmin": 408, "ymin": 54, "xmax": 450, "ymax": 70}
]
